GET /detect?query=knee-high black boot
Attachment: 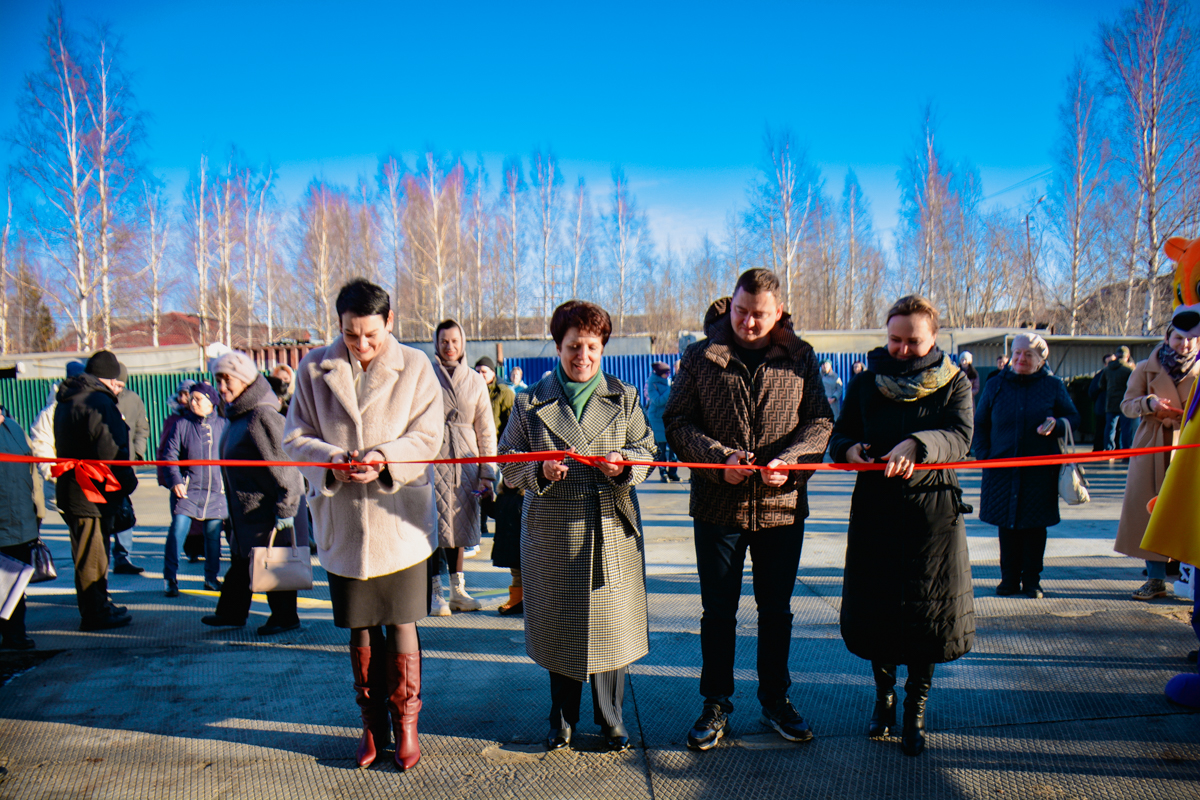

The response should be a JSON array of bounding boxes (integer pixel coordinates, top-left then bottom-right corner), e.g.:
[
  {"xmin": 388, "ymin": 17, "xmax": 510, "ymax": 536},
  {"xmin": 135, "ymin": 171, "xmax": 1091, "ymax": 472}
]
[
  {"xmin": 868, "ymin": 662, "xmax": 897, "ymax": 738},
  {"xmin": 902, "ymin": 663, "xmax": 934, "ymax": 756}
]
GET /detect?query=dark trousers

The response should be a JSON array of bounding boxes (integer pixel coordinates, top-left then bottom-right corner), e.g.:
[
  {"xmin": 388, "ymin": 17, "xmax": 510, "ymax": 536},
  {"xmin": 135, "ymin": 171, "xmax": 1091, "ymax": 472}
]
[
  {"xmin": 1104, "ymin": 412, "xmax": 1133, "ymax": 451},
  {"xmin": 0, "ymin": 540, "xmax": 35, "ymax": 642},
  {"xmin": 654, "ymin": 441, "xmax": 678, "ymax": 480},
  {"xmin": 998, "ymin": 527, "xmax": 1048, "ymax": 588},
  {"xmin": 694, "ymin": 519, "xmax": 804, "ymax": 713},
  {"xmin": 64, "ymin": 513, "xmax": 114, "ymax": 622},
  {"xmin": 548, "ymin": 667, "xmax": 626, "ymax": 728},
  {"xmin": 215, "ymin": 554, "xmax": 298, "ymax": 625},
  {"xmin": 872, "ymin": 661, "xmax": 935, "ymax": 694}
]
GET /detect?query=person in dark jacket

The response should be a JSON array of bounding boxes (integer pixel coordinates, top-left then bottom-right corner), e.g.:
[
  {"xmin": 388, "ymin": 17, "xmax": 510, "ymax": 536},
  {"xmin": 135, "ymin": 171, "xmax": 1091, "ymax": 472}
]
[
  {"xmin": 644, "ymin": 361, "xmax": 679, "ymax": 482},
  {"xmin": 0, "ymin": 405, "xmax": 47, "ymax": 650},
  {"xmin": 1096, "ymin": 346, "xmax": 1135, "ymax": 451},
  {"xmin": 1088, "ymin": 355, "xmax": 1116, "ymax": 451},
  {"xmin": 202, "ymin": 351, "xmax": 306, "ymax": 637},
  {"xmin": 53, "ymin": 350, "xmax": 138, "ymax": 631},
  {"xmin": 476, "ymin": 356, "xmax": 525, "ymax": 615},
  {"xmin": 110, "ymin": 363, "xmax": 149, "ymax": 575},
  {"xmin": 975, "ymin": 334, "xmax": 1081, "ymax": 599},
  {"xmin": 664, "ymin": 268, "xmax": 834, "ymax": 751},
  {"xmin": 161, "ymin": 382, "xmax": 228, "ymax": 596},
  {"xmin": 830, "ymin": 295, "xmax": 974, "ymax": 758}
]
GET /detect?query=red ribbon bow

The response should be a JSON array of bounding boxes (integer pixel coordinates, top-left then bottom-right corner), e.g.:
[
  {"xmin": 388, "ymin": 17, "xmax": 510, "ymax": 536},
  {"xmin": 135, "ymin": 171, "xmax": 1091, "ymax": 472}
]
[{"xmin": 50, "ymin": 459, "xmax": 123, "ymax": 504}]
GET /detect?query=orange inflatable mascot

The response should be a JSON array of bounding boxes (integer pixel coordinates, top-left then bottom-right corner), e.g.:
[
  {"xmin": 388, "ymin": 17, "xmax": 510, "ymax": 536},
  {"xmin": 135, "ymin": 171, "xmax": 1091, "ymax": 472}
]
[{"xmin": 1142, "ymin": 235, "xmax": 1200, "ymax": 707}]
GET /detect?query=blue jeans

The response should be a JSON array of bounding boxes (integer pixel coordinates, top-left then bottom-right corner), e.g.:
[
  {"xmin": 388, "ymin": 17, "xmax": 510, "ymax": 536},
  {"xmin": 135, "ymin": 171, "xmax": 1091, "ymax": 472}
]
[
  {"xmin": 693, "ymin": 519, "xmax": 805, "ymax": 713},
  {"xmin": 164, "ymin": 515, "xmax": 223, "ymax": 583},
  {"xmin": 655, "ymin": 441, "xmax": 678, "ymax": 479},
  {"xmin": 1104, "ymin": 412, "xmax": 1133, "ymax": 451}
]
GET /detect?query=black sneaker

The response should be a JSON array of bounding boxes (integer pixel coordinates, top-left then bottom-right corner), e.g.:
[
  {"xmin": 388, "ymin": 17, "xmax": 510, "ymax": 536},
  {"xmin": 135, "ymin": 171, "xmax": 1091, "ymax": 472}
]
[
  {"xmin": 687, "ymin": 704, "xmax": 728, "ymax": 751},
  {"xmin": 760, "ymin": 699, "xmax": 814, "ymax": 742},
  {"xmin": 995, "ymin": 581, "xmax": 1021, "ymax": 596},
  {"xmin": 113, "ymin": 561, "xmax": 144, "ymax": 575}
]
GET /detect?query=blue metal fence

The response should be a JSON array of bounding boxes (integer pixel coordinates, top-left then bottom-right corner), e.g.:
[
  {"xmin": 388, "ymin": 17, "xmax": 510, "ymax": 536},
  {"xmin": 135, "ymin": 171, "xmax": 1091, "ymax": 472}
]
[{"xmin": 503, "ymin": 351, "xmax": 869, "ymax": 401}]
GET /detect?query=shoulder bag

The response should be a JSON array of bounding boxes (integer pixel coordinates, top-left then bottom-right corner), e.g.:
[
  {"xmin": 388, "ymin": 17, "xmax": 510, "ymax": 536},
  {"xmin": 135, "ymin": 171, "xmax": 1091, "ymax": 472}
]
[
  {"xmin": 1058, "ymin": 419, "xmax": 1090, "ymax": 506},
  {"xmin": 250, "ymin": 526, "xmax": 313, "ymax": 592},
  {"xmin": 28, "ymin": 539, "xmax": 57, "ymax": 584}
]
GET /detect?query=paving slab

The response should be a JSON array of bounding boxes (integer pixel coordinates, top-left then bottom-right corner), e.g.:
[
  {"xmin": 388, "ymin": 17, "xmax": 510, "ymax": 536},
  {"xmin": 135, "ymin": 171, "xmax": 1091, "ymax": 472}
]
[{"xmin": 2, "ymin": 461, "xmax": 1198, "ymax": 799}]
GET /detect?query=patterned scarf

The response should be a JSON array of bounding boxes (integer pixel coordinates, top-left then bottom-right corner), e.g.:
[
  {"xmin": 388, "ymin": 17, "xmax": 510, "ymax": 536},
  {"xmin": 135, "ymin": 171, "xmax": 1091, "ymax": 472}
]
[
  {"xmin": 869, "ymin": 347, "xmax": 960, "ymax": 403},
  {"xmin": 1157, "ymin": 341, "xmax": 1197, "ymax": 384}
]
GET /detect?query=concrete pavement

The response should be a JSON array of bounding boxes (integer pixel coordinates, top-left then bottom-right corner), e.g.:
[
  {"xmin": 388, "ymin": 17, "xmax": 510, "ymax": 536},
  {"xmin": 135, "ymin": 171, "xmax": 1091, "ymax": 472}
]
[{"xmin": 1, "ymin": 459, "xmax": 1197, "ymax": 799}]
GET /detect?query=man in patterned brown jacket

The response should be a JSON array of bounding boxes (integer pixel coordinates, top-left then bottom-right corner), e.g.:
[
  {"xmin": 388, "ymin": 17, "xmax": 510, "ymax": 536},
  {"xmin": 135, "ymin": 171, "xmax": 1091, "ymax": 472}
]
[{"xmin": 664, "ymin": 268, "xmax": 834, "ymax": 750}]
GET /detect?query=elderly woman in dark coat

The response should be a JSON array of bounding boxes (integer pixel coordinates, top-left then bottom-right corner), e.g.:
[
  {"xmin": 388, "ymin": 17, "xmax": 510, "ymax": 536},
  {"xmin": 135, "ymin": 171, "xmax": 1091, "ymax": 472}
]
[
  {"xmin": 974, "ymin": 333, "xmax": 1081, "ymax": 599},
  {"xmin": 830, "ymin": 295, "xmax": 975, "ymax": 758},
  {"xmin": 201, "ymin": 351, "xmax": 307, "ymax": 637},
  {"xmin": 498, "ymin": 300, "xmax": 656, "ymax": 754}
]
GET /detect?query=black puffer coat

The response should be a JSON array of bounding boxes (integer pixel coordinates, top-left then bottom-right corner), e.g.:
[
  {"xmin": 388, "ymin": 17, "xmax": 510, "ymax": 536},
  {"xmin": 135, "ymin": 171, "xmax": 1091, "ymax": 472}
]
[
  {"xmin": 830, "ymin": 348, "xmax": 975, "ymax": 665},
  {"xmin": 974, "ymin": 366, "xmax": 1080, "ymax": 530}
]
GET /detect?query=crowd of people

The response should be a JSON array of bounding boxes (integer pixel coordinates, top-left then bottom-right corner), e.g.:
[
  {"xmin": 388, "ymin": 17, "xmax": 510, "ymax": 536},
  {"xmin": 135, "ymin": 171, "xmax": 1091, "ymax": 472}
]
[{"xmin": 0, "ymin": 268, "xmax": 1196, "ymax": 770}]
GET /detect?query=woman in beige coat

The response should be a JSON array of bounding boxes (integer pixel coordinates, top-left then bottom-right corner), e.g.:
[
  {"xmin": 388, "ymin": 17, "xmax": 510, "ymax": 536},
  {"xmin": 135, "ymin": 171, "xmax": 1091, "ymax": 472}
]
[
  {"xmin": 283, "ymin": 279, "xmax": 443, "ymax": 771},
  {"xmin": 428, "ymin": 320, "xmax": 497, "ymax": 615},
  {"xmin": 1116, "ymin": 325, "xmax": 1200, "ymax": 600}
]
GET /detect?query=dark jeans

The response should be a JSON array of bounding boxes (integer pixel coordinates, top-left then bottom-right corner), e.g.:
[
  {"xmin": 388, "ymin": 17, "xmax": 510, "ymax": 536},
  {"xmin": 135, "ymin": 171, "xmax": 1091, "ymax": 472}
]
[
  {"xmin": 1104, "ymin": 412, "xmax": 1133, "ymax": 451},
  {"xmin": 548, "ymin": 667, "xmax": 626, "ymax": 728},
  {"xmin": 654, "ymin": 441, "xmax": 678, "ymax": 480},
  {"xmin": 0, "ymin": 540, "xmax": 35, "ymax": 642},
  {"xmin": 998, "ymin": 527, "xmax": 1048, "ymax": 588},
  {"xmin": 694, "ymin": 519, "xmax": 805, "ymax": 713},
  {"xmin": 215, "ymin": 554, "xmax": 298, "ymax": 625},
  {"xmin": 164, "ymin": 515, "xmax": 222, "ymax": 583}
]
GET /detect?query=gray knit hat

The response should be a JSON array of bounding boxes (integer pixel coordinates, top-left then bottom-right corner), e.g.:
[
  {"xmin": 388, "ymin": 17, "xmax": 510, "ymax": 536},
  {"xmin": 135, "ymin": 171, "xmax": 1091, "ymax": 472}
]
[{"xmin": 210, "ymin": 350, "xmax": 259, "ymax": 384}]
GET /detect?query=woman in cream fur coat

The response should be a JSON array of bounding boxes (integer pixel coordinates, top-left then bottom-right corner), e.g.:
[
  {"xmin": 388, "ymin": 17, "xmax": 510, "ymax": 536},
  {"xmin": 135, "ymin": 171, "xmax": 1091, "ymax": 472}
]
[{"xmin": 283, "ymin": 279, "xmax": 443, "ymax": 772}]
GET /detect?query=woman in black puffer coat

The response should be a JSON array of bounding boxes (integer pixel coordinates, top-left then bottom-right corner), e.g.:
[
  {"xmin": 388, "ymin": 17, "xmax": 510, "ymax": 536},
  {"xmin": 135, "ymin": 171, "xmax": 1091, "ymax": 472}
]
[
  {"xmin": 830, "ymin": 295, "xmax": 975, "ymax": 758},
  {"xmin": 974, "ymin": 333, "xmax": 1080, "ymax": 599}
]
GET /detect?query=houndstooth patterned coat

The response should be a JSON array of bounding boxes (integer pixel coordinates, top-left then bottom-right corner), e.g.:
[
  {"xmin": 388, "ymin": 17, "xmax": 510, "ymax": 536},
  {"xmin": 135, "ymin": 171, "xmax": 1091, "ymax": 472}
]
[{"xmin": 498, "ymin": 372, "xmax": 656, "ymax": 682}]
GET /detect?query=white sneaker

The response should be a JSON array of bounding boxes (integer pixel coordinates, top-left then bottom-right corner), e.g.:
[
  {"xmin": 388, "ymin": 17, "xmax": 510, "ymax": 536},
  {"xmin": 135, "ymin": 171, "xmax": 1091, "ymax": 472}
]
[
  {"xmin": 429, "ymin": 576, "xmax": 451, "ymax": 616},
  {"xmin": 449, "ymin": 572, "xmax": 481, "ymax": 612},
  {"xmin": 464, "ymin": 545, "xmax": 481, "ymax": 558}
]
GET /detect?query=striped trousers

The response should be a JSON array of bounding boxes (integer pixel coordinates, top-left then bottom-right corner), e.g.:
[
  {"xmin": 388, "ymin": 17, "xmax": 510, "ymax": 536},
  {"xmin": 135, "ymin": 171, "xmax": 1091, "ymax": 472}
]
[{"xmin": 548, "ymin": 667, "xmax": 626, "ymax": 728}]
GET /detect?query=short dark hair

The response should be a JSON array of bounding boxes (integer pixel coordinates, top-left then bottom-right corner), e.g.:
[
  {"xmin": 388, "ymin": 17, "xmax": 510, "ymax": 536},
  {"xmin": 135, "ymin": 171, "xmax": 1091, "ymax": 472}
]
[
  {"xmin": 435, "ymin": 319, "xmax": 462, "ymax": 341},
  {"xmin": 886, "ymin": 294, "xmax": 940, "ymax": 333},
  {"xmin": 733, "ymin": 268, "xmax": 782, "ymax": 302},
  {"xmin": 550, "ymin": 300, "xmax": 611, "ymax": 346},
  {"xmin": 336, "ymin": 278, "xmax": 390, "ymax": 320}
]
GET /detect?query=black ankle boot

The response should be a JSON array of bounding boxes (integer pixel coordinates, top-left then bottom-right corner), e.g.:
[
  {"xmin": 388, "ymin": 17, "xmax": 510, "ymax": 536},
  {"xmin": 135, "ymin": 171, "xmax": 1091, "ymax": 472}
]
[
  {"xmin": 868, "ymin": 662, "xmax": 897, "ymax": 738},
  {"xmin": 902, "ymin": 663, "xmax": 934, "ymax": 756}
]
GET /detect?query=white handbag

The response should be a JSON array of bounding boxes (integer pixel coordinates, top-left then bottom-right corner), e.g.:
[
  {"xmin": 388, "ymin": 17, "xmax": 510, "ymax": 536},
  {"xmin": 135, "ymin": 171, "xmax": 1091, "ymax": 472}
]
[
  {"xmin": 1058, "ymin": 419, "xmax": 1090, "ymax": 506},
  {"xmin": 249, "ymin": 527, "xmax": 313, "ymax": 592}
]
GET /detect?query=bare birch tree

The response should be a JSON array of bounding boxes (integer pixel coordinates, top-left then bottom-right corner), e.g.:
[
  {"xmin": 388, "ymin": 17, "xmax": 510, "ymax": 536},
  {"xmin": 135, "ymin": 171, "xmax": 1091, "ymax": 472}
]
[
  {"xmin": 378, "ymin": 154, "xmax": 406, "ymax": 337},
  {"xmin": 531, "ymin": 148, "xmax": 563, "ymax": 333},
  {"xmin": 500, "ymin": 157, "xmax": 525, "ymax": 336},
  {"xmin": 1102, "ymin": 0, "xmax": 1200, "ymax": 333},
  {"xmin": 11, "ymin": 9, "xmax": 96, "ymax": 349}
]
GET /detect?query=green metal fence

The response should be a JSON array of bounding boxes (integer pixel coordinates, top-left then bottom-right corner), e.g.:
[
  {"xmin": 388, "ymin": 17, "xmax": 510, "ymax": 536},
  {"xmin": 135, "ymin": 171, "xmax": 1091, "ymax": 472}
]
[{"xmin": 0, "ymin": 373, "xmax": 212, "ymax": 459}]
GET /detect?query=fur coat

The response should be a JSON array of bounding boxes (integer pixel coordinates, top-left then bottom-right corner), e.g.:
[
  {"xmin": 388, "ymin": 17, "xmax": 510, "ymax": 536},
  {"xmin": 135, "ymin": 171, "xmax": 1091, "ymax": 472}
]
[{"xmin": 284, "ymin": 335, "xmax": 444, "ymax": 580}]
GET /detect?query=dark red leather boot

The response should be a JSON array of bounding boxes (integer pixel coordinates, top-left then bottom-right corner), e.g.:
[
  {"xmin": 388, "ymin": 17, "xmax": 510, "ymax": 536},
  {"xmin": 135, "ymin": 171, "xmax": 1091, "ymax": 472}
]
[
  {"xmin": 386, "ymin": 652, "xmax": 422, "ymax": 771},
  {"xmin": 350, "ymin": 646, "xmax": 391, "ymax": 767}
]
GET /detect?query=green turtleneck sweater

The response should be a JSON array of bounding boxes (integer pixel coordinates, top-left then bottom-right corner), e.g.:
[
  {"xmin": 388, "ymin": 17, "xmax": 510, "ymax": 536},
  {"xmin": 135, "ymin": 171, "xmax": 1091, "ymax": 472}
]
[{"xmin": 554, "ymin": 363, "xmax": 603, "ymax": 420}]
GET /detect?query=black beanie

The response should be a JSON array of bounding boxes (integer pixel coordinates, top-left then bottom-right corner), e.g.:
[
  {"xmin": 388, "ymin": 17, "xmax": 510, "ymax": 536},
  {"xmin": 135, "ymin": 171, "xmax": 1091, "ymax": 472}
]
[
  {"xmin": 475, "ymin": 356, "xmax": 497, "ymax": 372},
  {"xmin": 85, "ymin": 350, "xmax": 121, "ymax": 380}
]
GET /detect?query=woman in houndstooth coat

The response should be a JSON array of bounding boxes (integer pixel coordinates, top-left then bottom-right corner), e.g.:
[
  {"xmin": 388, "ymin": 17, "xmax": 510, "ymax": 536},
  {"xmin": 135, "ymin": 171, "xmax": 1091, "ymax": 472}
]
[{"xmin": 498, "ymin": 300, "xmax": 656, "ymax": 754}]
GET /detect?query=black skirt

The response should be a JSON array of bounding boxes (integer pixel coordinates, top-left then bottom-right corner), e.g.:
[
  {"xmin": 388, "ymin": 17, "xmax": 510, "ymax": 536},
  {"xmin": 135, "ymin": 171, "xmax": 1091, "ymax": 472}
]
[{"xmin": 328, "ymin": 557, "xmax": 430, "ymax": 628}]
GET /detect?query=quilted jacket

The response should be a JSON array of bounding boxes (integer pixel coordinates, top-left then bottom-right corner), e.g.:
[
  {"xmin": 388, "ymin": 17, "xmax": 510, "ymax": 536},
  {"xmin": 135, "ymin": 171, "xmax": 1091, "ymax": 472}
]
[
  {"xmin": 431, "ymin": 359, "xmax": 497, "ymax": 550},
  {"xmin": 663, "ymin": 298, "xmax": 834, "ymax": 530}
]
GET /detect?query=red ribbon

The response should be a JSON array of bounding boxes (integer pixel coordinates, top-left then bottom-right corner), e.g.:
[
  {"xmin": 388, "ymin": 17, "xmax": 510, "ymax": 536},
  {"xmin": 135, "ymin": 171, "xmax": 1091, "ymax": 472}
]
[
  {"xmin": 48, "ymin": 458, "xmax": 123, "ymax": 503},
  {"xmin": 6, "ymin": 442, "xmax": 1198, "ymax": 503}
]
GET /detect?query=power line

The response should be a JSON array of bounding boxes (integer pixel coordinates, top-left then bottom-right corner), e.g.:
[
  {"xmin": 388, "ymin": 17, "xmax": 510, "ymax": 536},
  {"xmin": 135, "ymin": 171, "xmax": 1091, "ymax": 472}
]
[{"xmin": 983, "ymin": 169, "xmax": 1053, "ymax": 201}]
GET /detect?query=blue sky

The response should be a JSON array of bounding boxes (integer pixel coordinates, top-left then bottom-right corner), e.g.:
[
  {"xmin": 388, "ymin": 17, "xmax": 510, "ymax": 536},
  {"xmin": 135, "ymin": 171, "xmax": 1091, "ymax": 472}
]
[{"xmin": 0, "ymin": 0, "xmax": 1129, "ymax": 254}]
